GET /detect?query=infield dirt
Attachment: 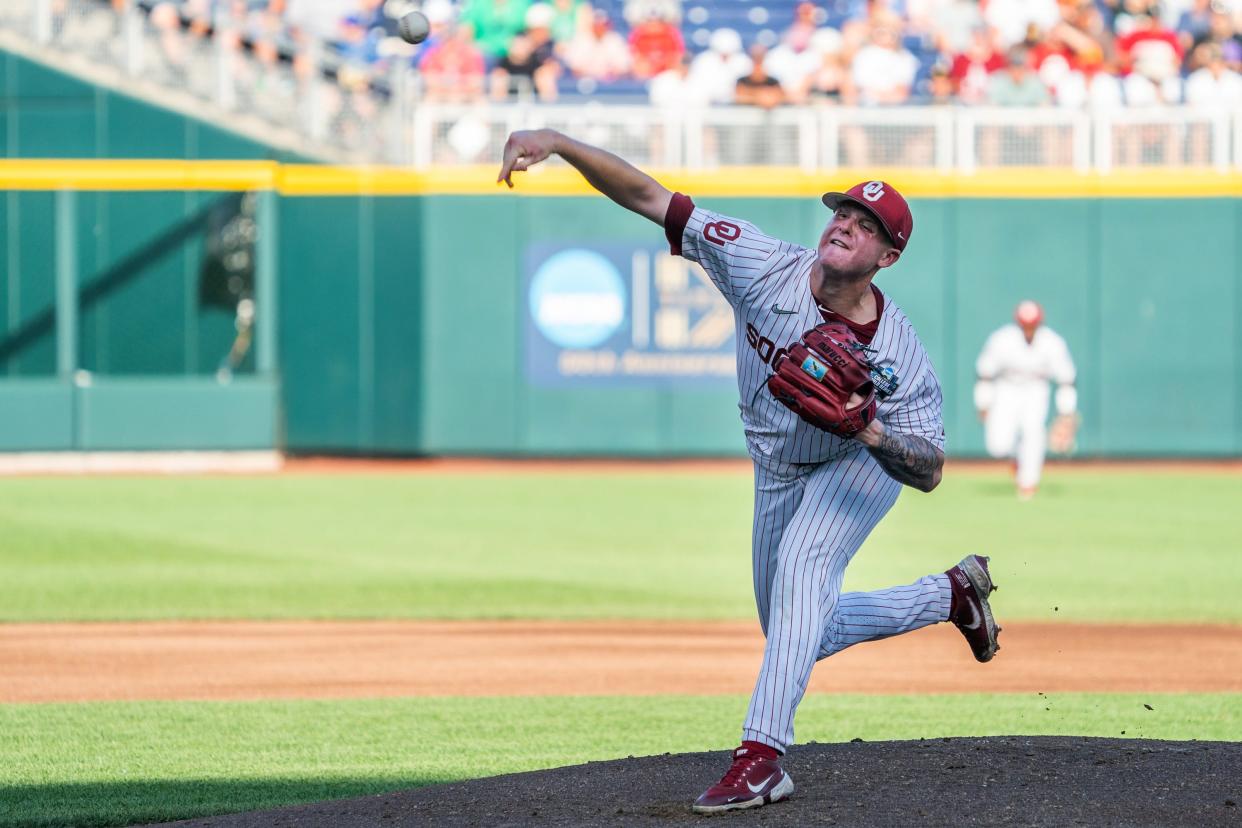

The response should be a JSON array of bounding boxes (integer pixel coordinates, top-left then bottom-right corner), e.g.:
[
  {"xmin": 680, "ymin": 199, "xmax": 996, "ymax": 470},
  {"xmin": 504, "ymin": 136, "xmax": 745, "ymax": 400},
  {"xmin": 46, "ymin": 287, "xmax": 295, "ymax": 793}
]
[{"xmin": 3, "ymin": 621, "xmax": 1239, "ymax": 702}]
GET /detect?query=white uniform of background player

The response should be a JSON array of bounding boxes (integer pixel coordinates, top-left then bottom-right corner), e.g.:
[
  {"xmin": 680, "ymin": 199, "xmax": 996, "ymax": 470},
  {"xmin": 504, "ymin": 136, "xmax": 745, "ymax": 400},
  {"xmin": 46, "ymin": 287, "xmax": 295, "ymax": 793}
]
[{"xmin": 974, "ymin": 300, "xmax": 1078, "ymax": 499}]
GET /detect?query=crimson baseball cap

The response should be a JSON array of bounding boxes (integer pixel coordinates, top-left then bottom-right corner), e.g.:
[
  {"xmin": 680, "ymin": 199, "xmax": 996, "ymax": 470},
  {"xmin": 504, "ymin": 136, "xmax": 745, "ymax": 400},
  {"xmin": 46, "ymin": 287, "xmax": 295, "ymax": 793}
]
[
  {"xmin": 821, "ymin": 181, "xmax": 914, "ymax": 251},
  {"xmin": 1015, "ymin": 300, "xmax": 1044, "ymax": 326}
]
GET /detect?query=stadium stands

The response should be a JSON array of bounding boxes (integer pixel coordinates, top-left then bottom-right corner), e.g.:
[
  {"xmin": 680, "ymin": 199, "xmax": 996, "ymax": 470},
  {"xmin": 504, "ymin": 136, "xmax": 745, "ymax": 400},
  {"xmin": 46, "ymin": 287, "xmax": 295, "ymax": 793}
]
[{"xmin": 2, "ymin": 0, "xmax": 1239, "ymax": 166}]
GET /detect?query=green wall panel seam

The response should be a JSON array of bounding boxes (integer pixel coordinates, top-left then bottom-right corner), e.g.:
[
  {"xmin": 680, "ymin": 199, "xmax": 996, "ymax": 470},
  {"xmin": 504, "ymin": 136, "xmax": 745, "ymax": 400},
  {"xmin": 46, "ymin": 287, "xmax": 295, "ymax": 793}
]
[
  {"xmin": 1087, "ymin": 197, "xmax": 1101, "ymax": 457},
  {"xmin": 943, "ymin": 197, "xmax": 958, "ymax": 446},
  {"xmin": 358, "ymin": 195, "xmax": 375, "ymax": 448}
]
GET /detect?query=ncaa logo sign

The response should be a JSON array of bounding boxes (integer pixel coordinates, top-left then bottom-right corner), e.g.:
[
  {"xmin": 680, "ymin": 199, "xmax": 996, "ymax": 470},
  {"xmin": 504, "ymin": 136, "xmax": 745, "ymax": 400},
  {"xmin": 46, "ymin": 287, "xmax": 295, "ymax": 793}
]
[
  {"xmin": 862, "ymin": 181, "xmax": 885, "ymax": 202},
  {"xmin": 529, "ymin": 249, "xmax": 626, "ymax": 349}
]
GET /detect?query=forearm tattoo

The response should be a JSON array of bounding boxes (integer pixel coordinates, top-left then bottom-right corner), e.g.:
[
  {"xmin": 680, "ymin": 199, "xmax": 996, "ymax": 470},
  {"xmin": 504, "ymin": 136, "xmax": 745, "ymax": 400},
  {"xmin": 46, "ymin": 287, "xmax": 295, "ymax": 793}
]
[{"xmin": 867, "ymin": 430, "xmax": 944, "ymax": 492}]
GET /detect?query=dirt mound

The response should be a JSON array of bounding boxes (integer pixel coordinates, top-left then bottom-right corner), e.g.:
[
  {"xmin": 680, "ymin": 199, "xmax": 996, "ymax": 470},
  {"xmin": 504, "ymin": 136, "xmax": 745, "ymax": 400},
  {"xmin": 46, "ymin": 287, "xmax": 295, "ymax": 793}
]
[{"xmin": 148, "ymin": 737, "xmax": 1241, "ymax": 827}]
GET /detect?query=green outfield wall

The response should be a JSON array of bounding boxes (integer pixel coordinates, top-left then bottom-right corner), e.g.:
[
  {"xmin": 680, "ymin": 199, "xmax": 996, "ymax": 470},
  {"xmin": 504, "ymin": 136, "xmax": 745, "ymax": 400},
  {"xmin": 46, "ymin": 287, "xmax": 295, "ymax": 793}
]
[
  {"xmin": 0, "ymin": 52, "xmax": 281, "ymax": 450},
  {"xmin": 3, "ymin": 173, "xmax": 1239, "ymax": 457},
  {"xmin": 278, "ymin": 192, "xmax": 1240, "ymax": 458}
]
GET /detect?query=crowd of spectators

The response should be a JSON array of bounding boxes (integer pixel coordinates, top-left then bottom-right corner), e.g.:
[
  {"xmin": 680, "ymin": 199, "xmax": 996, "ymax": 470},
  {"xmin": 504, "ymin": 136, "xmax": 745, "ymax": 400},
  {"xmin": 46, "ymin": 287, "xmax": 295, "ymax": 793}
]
[{"xmin": 132, "ymin": 0, "xmax": 1242, "ymax": 108}]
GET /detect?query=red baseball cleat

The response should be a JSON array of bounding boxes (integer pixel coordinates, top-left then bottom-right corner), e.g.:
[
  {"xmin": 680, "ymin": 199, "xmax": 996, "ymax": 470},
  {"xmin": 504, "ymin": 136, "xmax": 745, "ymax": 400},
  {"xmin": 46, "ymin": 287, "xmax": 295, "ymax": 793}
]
[
  {"xmin": 946, "ymin": 554, "xmax": 1001, "ymax": 662},
  {"xmin": 692, "ymin": 744, "xmax": 794, "ymax": 814}
]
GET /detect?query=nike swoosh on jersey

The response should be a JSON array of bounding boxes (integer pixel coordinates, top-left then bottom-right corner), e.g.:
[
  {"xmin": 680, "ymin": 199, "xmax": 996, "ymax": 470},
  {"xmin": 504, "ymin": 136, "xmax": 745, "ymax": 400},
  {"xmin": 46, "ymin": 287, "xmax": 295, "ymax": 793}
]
[
  {"xmin": 771, "ymin": 304, "xmax": 796, "ymax": 314},
  {"xmin": 747, "ymin": 773, "xmax": 776, "ymax": 794}
]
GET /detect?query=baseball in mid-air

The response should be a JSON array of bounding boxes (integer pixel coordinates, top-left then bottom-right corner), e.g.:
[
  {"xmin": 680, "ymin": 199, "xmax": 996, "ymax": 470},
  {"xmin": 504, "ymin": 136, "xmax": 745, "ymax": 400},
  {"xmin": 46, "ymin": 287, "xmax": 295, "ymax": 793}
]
[{"xmin": 398, "ymin": 11, "xmax": 430, "ymax": 44}]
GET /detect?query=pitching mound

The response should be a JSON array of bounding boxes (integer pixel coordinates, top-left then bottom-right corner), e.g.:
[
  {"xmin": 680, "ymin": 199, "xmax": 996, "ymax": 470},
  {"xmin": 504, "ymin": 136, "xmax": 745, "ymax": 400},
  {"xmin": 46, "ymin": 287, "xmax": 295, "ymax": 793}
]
[{"xmin": 149, "ymin": 737, "xmax": 1239, "ymax": 827}]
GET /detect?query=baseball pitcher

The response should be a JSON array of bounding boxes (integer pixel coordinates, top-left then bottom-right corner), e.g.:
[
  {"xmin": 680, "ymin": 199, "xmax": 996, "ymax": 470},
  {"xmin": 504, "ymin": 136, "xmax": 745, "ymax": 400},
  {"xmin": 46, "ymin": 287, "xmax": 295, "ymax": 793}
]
[
  {"xmin": 498, "ymin": 130, "xmax": 1002, "ymax": 814},
  {"xmin": 975, "ymin": 300, "xmax": 1079, "ymax": 500}
]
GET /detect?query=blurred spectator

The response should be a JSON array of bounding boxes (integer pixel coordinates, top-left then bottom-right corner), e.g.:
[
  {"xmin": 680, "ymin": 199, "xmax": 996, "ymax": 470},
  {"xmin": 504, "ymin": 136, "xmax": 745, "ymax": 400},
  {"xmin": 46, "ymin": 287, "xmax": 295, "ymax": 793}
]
[
  {"xmin": 949, "ymin": 27, "xmax": 1005, "ymax": 104},
  {"xmin": 490, "ymin": 7, "xmax": 560, "ymax": 101},
  {"xmin": 841, "ymin": 2, "xmax": 900, "ymax": 55},
  {"xmin": 689, "ymin": 28, "xmax": 753, "ymax": 103},
  {"xmin": 1117, "ymin": 12, "xmax": 1183, "ymax": 78},
  {"xmin": 1197, "ymin": 9, "xmax": 1242, "ymax": 69},
  {"xmin": 918, "ymin": 0, "xmax": 984, "ymax": 53},
  {"xmin": 927, "ymin": 59, "xmax": 955, "ymax": 103},
  {"xmin": 146, "ymin": 0, "xmax": 214, "ymax": 74},
  {"xmin": 1054, "ymin": 60, "xmax": 1125, "ymax": 109},
  {"xmin": 981, "ymin": 47, "xmax": 1052, "ymax": 166},
  {"xmin": 649, "ymin": 55, "xmax": 711, "ymax": 107},
  {"xmin": 283, "ymin": 0, "xmax": 358, "ymax": 80},
  {"xmin": 851, "ymin": 22, "xmax": 918, "ymax": 104},
  {"xmin": 114, "ymin": 0, "xmax": 1242, "ymax": 117},
  {"xmin": 1176, "ymin": 0, "xmax": 1217, "ymax": 50},
  {"xmin": 333, "ymin": 0, "xmax": 386, "ymax": 69},
  {"xmin": 784, "ymin": 2, "xmax": 825, "ymax": 45},
  {"xmin": 462, "ymin": 0, "xmax": 531, "ymax": 60},
  {"xmin": 622, "ymin": 0, "xmax": 681, "ymax": 27},
  {"xmin": 1115, "ymin": 12, "xmax": 1184, "ymax": 105},
  {"xmin": 420, "ymin": 21, "xmax": 487, "ymax": 101},
  {"xmin": 284, "ymin": 0, "xmax": 358, "ymax": 43},
  {"xmin": 988, "ymin": 45, "xmax": 1052, "ymax": 105},
  {"xmin": 986, "ymin": 0, "xmax": 1060, "ymax": 47},
  {"xmin": 799, "ymin": 35, "xmax": 854, "ymax": 102},
  {"xmin": 735, "ymin": 44, "xmax": 786, "ymax": 107},
  {"xmin": 628, "ymin": 9, "xmax": 685, "ymax": 78},
  {"xmin": 564, "ymin": 9, "xmax": 631, "ymax": 80},
  {"xmin": 547, "ymin": 0, "xmax": 589, "ymax": 45},
  {"xmin": 767, "ymin": 25, "xmax": 842, "ymax": 97},
  {"xmin": 1111, "ymin": 0, "xmax": 1150, "ymax": 35},
  {"xmin": 1031, "ymin": 21, "xmax": 1108, "ymax": 101},
  {"xmin": 1061, "ymin": 1, "xmax": 1115, "ymax": 63},
  {"xmin": 776, "ymin": 27, "xmax": 846, "ymax": 100},
  {"xmin": 1185, "ymin": 41, "xmax": 1242, "ymax": 103}
]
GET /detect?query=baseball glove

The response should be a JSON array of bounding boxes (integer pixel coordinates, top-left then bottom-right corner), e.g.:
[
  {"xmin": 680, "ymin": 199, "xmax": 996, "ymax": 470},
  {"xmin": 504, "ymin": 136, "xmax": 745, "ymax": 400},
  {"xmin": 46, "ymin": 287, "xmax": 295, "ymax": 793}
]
[
  {"xmin": 1048, "ymin": 413, "xmax": 1079, "ymax": 454},
  {"xmin": 767, "ymin": 322, "xmax": 877, "ymax": 438}
]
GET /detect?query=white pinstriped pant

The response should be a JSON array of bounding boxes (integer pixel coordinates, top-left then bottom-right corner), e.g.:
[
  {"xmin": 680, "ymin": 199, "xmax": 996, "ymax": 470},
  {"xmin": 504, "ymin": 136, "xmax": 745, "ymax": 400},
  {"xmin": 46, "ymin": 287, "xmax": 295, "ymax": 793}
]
[{"xmin": 742, "ymin": 448, "xmax": 953, "ymax": 752}]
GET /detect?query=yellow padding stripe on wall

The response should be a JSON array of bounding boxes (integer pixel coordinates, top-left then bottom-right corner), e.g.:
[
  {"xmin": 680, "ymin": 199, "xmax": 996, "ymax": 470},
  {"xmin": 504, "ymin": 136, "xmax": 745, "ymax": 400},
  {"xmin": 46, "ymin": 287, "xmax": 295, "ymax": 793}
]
[
  {"xmin": 0, "ymin": 159, "xmax": 1238, "ymax": 197},
  {"xmin": 0, "ymin": 159, "xmax": 278, "ymax": 190}
]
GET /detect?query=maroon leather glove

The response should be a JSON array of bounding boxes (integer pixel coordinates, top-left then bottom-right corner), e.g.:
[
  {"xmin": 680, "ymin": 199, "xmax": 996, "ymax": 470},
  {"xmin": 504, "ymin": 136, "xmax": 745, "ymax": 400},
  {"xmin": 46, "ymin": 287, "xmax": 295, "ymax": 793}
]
[{"xmin": 766, "ymin": 322, "xmax": 878, "ymax": 438}]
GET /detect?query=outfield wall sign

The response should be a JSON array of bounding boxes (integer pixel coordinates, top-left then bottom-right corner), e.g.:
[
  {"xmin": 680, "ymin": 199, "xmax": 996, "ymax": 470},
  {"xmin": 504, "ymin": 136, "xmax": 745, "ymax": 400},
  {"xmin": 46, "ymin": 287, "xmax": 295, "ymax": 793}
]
[{"xmin": 525, "ymin": 243, "xmax": 736, "ymax": 386}]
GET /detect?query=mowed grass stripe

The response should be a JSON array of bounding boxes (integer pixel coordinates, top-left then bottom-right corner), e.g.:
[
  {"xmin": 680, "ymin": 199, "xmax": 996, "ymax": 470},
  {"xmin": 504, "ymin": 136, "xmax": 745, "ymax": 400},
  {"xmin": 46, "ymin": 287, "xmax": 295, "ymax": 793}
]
[
  {"xmin": 0, "ymin": 470, "xmax": 1239, "ymax": 622},
  {"xmin": 3, "ymin": 693, "xmax": 1238, "ymax": 828}
]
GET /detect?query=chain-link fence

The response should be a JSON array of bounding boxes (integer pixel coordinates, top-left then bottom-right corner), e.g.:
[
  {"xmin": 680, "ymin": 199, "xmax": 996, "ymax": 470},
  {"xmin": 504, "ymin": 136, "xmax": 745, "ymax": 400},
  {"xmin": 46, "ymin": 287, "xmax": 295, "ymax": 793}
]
[{"xmin": 5, "ymin": 0, "xmax": 1241, "ymax": 171}]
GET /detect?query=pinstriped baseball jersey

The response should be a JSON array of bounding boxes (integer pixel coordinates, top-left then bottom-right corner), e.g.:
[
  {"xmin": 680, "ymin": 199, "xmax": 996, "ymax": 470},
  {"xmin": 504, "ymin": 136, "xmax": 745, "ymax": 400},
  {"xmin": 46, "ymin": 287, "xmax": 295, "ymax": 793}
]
[
  {"xmin": 664, "ymin": 192, "xmax": 955, "ymax": 754},
  {"xmin": 665, "ymin": 195, "xmax": 945, "ymax": 466}
]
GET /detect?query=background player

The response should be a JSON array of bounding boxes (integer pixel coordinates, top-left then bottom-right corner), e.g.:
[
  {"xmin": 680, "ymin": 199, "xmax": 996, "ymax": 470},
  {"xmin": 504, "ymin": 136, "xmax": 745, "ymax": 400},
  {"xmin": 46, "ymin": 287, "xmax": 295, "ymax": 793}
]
[
  {"xmin": 975, "ymin": 300, "xmax": 1079, "ymax": 501},
  {"xmin": 497, "ymin": 129, "xmax": 1002, "ymax": 814}
]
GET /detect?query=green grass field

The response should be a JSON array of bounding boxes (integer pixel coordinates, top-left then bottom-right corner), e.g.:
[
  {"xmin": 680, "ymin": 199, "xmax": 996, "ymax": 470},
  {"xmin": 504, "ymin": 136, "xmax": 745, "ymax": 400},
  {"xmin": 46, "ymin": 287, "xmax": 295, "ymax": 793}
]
[
  {"xmin": 2, "ymin": 468, "xmax": 1239, "ymax": 827},
  {"xmin": 5, "ymin": 694, "xmax": 1238, "ymax": 828},
  {"xmin": 1, "ymin": 469, "xmax": 1240, "ymax": 622}
]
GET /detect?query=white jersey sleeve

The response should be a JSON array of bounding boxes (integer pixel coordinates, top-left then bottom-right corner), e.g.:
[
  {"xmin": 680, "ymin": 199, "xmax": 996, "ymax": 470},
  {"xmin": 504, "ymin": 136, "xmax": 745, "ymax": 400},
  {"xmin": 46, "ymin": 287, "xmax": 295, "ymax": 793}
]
[
  {"xmin": 664, "ymin": 193, "xmax": 782, "ymax": 309},
  {"xmin": 973, "ymin": 328, "xmax": 1006, "ymax": 410},
  {"xmin": 1046, "ymin": 329, "xmax": 1077, "ymax": 386},
  {"xmin": 975, "ymin": 329, "xmax": 1006, "ymax": 381},
  {"xmin": 1045, "ymin": 329, "xmax": 1078, "ymax": 414}
]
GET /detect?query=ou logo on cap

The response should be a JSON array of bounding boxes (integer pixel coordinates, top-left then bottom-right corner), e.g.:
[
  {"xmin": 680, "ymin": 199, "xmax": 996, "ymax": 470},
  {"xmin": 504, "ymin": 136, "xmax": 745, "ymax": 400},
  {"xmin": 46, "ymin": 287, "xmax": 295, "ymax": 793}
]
[{"xmin": 862, "ymin": 181, "xmax": 885, "ymax": 202}]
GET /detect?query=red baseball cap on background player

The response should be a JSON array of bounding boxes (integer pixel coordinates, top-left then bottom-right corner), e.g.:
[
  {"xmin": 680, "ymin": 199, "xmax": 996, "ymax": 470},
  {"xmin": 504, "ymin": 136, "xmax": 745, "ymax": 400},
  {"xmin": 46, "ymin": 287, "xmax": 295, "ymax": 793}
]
[
  {"xmin": 1014, "ymin": 300, "xmax": 1044, "ymax": 327},
  {"xmin": 820, "ymin": 181, "xmax": 914, "ymax": 251},
  {"xmin": 1014, "ymin": 300, "xmax": 1044, "ymax": 342}
]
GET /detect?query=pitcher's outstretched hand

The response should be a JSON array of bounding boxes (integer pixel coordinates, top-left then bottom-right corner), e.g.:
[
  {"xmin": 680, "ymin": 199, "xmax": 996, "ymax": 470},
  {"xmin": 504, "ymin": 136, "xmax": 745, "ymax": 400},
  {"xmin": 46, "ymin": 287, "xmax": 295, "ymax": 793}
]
[{"xmin": 497, "ymin": 129, "xmax": 559, "ymax": 188}]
